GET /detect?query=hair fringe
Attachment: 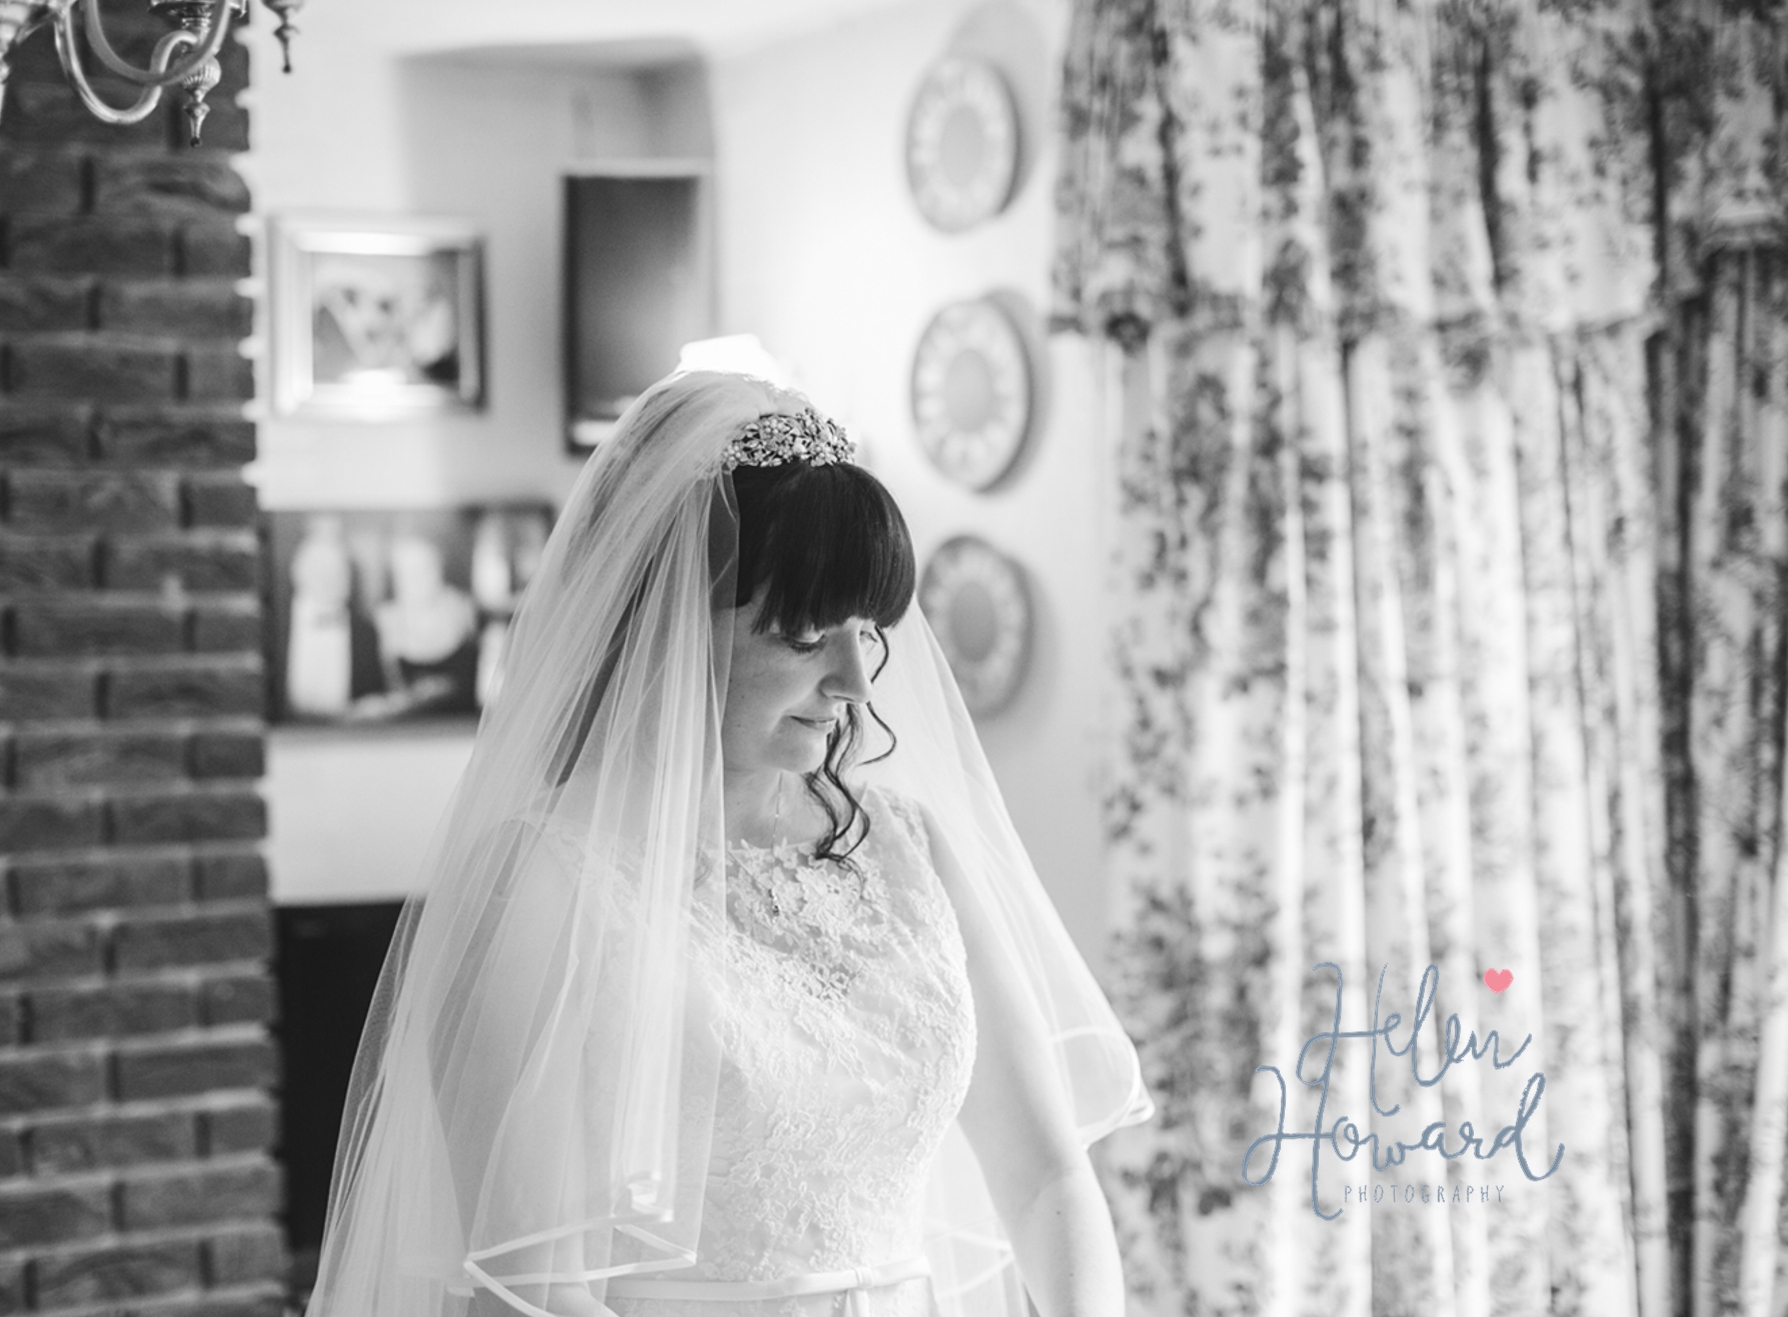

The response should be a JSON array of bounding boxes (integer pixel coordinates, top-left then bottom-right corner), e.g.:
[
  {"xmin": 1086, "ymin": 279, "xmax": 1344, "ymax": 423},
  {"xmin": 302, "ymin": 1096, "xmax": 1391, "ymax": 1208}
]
[{"xmin": 726, "ymin": 462, "xmax": 916, "ymax": 865}]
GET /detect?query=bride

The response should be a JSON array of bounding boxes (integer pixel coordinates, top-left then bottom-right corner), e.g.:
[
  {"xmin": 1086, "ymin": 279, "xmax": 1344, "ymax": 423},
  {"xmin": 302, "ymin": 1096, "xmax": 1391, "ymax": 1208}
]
[{"xmin": 305, "ymin": 371, "xmax": 1152, "ymax": 1317}]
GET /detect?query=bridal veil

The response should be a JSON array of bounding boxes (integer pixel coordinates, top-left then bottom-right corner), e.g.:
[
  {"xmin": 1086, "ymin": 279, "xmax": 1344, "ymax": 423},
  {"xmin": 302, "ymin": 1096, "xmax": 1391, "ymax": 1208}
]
[{"xmin": 305, "ymin": 371, "xmax": 1152, "ymax": 1317}]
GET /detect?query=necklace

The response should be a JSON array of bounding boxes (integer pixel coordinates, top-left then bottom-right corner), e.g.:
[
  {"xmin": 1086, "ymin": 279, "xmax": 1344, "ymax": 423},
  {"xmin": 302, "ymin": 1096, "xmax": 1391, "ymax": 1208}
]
[{"xmin": 772, "ymin": 772, "xmax": 785, "ymax": 838}]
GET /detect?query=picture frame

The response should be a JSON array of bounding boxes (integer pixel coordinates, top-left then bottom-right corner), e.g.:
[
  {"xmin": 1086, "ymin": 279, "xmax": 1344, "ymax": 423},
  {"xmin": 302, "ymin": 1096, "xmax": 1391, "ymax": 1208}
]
[
  {"xmin": 562, "ymin": 165, "xmax": 713, "ymax": 453},
  {"xmin": 269, "ymin": 213, "xmax": 487, "ymax": 418},
  {"xmin": 265, "ymin": 504, "xmax": 554, "ymax": 726}
]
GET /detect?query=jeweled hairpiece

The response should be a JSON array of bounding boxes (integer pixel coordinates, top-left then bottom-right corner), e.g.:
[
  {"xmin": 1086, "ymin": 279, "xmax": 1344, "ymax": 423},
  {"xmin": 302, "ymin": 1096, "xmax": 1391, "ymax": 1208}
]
[{"xmin": 723, "ymin": 408, "xmax": 855, "ymax": 471}]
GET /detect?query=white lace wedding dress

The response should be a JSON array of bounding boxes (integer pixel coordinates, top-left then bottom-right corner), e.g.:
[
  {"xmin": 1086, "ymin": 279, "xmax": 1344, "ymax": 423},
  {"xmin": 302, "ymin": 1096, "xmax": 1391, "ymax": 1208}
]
[{"xmin": 606, "ymin": 787, "xmax": 978, "ymax": 1317}]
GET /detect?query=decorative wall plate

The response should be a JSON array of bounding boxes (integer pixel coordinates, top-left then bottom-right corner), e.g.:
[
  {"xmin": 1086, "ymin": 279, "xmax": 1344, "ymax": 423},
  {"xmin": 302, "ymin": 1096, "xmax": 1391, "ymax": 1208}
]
[
  {"xmin": 919, "ymin": 535, "xmax": 1033, "ymax": 717},
  {"xmin": 911, "ymin": 297, "xmax": 1033, "ymax": 491},
  {"xmin": 905, "ymin": 55, "xmax": 1019, "ymax": 233}
]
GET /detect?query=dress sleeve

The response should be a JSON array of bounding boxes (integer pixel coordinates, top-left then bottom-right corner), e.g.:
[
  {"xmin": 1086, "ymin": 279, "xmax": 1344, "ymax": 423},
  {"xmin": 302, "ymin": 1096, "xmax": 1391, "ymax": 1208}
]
[{"xmin": 870, "ymin": 785, "xmax": 933, "ymax": 864}]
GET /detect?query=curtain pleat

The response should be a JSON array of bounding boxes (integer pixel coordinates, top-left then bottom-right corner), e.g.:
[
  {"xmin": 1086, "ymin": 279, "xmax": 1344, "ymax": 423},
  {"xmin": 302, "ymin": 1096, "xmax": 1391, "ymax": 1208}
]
[{"xmin": 1056, "ymin": 0, "xmax": 1788, "ymax": 1312}]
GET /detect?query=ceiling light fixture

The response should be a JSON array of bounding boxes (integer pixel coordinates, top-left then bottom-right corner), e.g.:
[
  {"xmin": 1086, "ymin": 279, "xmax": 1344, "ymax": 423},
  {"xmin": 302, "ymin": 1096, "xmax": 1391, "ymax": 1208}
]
[{"xmin": 0, "ymin": 0, "xmax": 300, "ymax": 147}]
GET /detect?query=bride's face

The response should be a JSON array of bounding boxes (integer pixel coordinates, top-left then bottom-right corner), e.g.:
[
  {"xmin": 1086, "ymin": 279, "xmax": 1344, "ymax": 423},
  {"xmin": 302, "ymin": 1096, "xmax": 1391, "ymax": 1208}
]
[{"xmin": 721, "ymin": 594, "xmax": 880, "ymax": 776}]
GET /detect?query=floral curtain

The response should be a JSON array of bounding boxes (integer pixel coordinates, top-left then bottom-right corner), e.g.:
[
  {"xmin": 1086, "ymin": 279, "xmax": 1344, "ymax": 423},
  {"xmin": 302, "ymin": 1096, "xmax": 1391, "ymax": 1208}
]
[{"xmin": 1053, "ymin": 0, "xmax": 1788, "ymax": 1313}]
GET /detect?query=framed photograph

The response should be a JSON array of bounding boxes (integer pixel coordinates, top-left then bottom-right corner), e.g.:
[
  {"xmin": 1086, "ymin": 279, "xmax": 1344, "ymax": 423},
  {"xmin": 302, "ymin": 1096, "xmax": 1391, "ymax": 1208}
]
[
  {"xmin": 563, "ymin": 167, "xmax": 713, "ymax": 453},
  {"xmin": 270, "ymin": 214, "xmax": 487, "ymax": 418},
  {"xmin": 265, "ymin": 505, "xmax": 553, "ymax": 725}
]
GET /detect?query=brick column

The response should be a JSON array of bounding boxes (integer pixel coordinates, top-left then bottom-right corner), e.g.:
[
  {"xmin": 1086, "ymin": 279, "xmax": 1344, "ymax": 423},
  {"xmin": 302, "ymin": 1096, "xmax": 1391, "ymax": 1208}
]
[{"xmin": 0, "ymin": 15, "xmax": 284, "ymax": 1317}]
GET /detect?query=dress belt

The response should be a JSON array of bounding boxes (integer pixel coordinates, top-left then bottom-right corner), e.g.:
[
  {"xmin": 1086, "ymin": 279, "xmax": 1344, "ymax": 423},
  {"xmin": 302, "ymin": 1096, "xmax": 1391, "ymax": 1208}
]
[{"xmin": 605, "ymin": 1255, "xmax": 930, "ymax": 1317}]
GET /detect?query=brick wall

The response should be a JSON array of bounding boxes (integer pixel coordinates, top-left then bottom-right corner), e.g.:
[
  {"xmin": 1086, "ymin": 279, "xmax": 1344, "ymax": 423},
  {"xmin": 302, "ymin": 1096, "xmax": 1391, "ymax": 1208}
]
[{"xmin": 0, "ymin": 14, "xmax": 283, "ymax": 1317}]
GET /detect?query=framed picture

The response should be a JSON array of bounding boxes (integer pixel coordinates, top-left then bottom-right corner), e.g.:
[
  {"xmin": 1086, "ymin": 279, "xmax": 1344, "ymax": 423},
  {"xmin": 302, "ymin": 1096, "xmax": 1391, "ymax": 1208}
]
[
  {"xmin": 265, "ymin": 505, "xmax": 553, "ymax": 725},
  {"xmin": 270, "ymin": 214, "xmax": 487, "ymax": 418},
  {"xmin": 563, "ymin": 167, "xmax": 713, "ymax": 453}
]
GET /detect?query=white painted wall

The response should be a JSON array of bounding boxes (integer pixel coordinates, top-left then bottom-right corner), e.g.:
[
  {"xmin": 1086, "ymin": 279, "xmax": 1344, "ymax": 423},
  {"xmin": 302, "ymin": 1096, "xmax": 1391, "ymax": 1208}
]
[
  {"xmin": 266, "ymin": 724, "xmax": 475, "ymax": 903},
  {"xmin": 243, "ymin": 56, "xmax": 674, "ymax": 510},
  {"xmin": 246, "ymin": 0, "xmax": 1115, "ymax": 959},
  {"xmin": 705, "ymin": 0, "xmax": 1111, "ymax": 952}
]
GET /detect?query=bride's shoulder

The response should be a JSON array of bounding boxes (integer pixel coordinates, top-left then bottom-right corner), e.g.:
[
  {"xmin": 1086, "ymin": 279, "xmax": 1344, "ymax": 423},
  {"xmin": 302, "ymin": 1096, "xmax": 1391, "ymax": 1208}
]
[
  {"xmin": 858, "ymin": 783, "xmax": 933, "ymax": 862},
  {"xmin": 460, "ymin": 812, "xmax": 583, "ymax": 885},
  {"xmin": 853, "ymin": 787, "xmax": 972, "ymax": 951}
]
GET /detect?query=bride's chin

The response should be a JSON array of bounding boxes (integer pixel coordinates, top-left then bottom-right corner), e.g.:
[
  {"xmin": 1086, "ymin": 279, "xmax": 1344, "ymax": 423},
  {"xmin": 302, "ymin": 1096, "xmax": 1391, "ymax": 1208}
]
[{"xmin": 776, "ymin": 740, "xmax": 828, "ymax": 777}]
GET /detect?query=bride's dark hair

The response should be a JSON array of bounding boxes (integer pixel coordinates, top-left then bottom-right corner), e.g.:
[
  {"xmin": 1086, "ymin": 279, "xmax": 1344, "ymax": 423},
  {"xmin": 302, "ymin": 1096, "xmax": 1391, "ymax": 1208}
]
[{"xmin": 728, "ymin": 460, "xmax": 916, "ymax": 862}]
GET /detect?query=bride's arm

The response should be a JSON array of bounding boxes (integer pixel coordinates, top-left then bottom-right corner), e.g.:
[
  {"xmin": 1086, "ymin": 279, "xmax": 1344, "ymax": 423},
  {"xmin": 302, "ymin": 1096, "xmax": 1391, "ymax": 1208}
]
[
  {"xmin": 435, "ymin": 821, "xmax": 607, "ymax": 1317},
  {"xmin": 918, "ymin": 807, "xmax": 1126, "ymax": 1317}
]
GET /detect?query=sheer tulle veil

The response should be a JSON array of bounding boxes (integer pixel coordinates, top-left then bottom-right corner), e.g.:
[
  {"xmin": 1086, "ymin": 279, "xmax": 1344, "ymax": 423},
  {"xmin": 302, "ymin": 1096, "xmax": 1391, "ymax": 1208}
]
[{"xmin": 305, "ymin": 371, "xmax": 1152, "ymax": 1317}]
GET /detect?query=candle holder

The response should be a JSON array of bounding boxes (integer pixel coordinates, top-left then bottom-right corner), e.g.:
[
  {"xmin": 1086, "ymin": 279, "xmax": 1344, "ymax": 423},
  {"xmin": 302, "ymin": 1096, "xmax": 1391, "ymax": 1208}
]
[{"xmin": 0, "ymin": 0, "xmax": 300, "ymax": 146}]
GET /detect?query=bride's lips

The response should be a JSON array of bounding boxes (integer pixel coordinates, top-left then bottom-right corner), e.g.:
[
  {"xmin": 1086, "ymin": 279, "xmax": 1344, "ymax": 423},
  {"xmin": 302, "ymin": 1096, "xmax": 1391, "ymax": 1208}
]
[{"xmin": 791, "ymin": 715, "xmax": 837, "ymax": 731}]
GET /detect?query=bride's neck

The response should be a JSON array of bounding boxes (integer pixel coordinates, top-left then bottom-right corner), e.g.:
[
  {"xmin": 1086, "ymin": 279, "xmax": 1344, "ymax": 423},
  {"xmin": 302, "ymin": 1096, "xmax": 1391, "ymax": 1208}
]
[{"xmin": 723, "ymin": 768, "xmax": 792, "ymax": 847}]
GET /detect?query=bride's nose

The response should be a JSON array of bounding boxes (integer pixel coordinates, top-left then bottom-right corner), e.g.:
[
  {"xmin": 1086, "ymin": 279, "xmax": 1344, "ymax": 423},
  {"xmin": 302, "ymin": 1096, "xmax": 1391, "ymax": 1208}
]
[{"xmin": 820, "ymin": 632, "xmax": 874, "ymax": 705}]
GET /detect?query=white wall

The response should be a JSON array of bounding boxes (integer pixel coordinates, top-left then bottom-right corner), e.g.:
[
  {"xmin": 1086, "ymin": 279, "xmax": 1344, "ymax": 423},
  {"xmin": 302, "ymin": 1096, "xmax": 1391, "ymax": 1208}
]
[
  {"xmin": 266, "ymin": 725, "xmax": 475, "ymax": 904},
  {"xmin": 707, "ymin": 0, "xmax": 1111, "ymax": 952},
  {"xmin": 244, "ymin": 0, "xmax": 1115, "ymax": 958},
  {"xmin": 244, "ymin": 30, "xmax": 721, "ymax": 908},
  {"xmin": 244, "ymin": 55, "xmax": 680, "ymax": 510}
]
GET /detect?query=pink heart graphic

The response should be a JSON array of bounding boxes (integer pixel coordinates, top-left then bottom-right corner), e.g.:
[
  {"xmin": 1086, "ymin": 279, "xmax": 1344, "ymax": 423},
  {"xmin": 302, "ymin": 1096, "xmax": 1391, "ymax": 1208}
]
[{"xmin": 1483, "ymin": 968, "xmax": 1513, "ymax": 994}]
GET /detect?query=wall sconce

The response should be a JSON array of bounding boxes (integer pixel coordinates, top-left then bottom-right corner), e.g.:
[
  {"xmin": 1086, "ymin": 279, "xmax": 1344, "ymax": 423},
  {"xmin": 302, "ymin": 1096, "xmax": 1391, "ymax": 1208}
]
[{"xmin": 0, "ymin": 0, "xmax": 299, "ymax": 146}]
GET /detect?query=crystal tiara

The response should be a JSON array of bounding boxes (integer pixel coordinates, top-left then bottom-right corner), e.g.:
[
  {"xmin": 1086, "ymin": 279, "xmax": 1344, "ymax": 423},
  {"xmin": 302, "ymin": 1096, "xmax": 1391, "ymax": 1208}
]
[{"xmin": 723, "ymin": 407, "xmax": 855, "ymax": 471}]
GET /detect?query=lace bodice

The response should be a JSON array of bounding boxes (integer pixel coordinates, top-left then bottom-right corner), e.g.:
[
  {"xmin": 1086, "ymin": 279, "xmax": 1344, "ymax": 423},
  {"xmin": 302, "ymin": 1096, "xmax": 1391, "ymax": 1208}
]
[{"xmin": 607, "ymin": 788, "xmax": 977, "ymax": 1317}]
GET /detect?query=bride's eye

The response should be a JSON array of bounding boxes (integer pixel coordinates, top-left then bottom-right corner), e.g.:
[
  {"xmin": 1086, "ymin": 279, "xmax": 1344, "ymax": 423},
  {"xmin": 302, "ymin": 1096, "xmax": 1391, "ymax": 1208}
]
[{"xmin": 778, "ymin": 629, "xmax": 825, "ymax": 654}]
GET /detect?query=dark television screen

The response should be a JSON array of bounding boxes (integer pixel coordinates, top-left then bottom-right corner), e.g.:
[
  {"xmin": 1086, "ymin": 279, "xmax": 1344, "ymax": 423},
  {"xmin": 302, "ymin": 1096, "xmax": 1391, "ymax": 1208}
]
[{"xmin": 563, "ymin": 173, "xmax": 709, "ymax": 443}]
